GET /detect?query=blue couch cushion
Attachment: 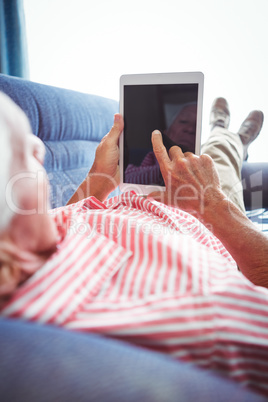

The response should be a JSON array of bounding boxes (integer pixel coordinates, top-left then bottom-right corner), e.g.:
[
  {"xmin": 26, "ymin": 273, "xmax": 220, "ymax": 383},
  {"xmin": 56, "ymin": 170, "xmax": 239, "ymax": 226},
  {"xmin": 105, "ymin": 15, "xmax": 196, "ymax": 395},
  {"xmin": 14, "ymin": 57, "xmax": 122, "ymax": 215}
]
[
  {"xmin": 0, "ymin": 74, "xmax": 119, "ymax": 207},
  {"xmin": 0, "ymin": 74, "xmax": 118, "ymax": 142},
  {"xmin": 44, "ymin": 140, "xmax": 100, "ymax": 207}
]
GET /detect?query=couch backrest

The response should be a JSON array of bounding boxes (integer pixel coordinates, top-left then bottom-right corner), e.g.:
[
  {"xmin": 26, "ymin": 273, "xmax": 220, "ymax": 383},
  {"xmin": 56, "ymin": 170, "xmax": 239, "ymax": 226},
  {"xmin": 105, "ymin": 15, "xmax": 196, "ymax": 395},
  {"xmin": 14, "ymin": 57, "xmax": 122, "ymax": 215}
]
[{"xmin": 0, "ymin": 73, "xmax": 119, "ymax": 207}]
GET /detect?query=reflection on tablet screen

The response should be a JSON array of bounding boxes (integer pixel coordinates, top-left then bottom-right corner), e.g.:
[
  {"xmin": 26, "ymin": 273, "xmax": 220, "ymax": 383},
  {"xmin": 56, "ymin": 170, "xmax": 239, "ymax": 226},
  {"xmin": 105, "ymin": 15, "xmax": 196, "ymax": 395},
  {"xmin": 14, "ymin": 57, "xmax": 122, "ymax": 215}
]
[{"xmin": 123, "ymin": 83, "xmax": 199, "ymax": 186}]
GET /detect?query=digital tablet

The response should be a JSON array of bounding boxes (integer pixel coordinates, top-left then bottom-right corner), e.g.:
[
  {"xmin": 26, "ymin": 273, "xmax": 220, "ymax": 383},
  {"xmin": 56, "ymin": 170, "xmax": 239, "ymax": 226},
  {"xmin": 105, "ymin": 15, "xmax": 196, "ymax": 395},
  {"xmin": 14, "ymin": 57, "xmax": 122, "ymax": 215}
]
[{"xmin": 119, "ymin": 72, "xmax": 204, "ymax": 194}]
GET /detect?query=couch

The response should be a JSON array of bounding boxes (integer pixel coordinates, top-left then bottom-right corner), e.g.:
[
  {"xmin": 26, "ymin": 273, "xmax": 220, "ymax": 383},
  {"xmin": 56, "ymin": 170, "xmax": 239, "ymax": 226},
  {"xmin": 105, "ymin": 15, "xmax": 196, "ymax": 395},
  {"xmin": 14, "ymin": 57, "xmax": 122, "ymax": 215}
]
[{"xmin": 0, "ymin": 73, "xmax": 267, "ymax": 401}]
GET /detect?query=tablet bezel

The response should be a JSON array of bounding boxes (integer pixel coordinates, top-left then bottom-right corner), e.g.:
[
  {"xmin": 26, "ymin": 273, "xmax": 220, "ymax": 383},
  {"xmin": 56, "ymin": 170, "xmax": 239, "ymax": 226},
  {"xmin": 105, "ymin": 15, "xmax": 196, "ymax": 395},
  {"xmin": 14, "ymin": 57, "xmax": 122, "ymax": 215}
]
[{"xmin": 119, "ymin": 72, "xmax": 204, "ymax": 195}]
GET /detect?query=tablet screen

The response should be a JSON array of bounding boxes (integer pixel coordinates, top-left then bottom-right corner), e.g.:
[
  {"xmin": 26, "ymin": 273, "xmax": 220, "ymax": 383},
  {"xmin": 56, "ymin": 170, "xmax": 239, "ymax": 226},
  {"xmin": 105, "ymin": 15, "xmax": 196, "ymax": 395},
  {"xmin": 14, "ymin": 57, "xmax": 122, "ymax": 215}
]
[{"xmin": 120, "ymin": 73, "xmax": 203, "ymax": 192}]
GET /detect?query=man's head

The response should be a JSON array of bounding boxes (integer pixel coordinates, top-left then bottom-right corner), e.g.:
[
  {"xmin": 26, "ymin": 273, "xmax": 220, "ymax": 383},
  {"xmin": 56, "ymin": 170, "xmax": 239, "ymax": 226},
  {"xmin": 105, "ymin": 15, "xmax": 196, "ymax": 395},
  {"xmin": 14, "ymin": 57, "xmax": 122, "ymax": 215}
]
[
  {"xmin": 0, "ymin": 92, "xmax": 58, "ymax": 299},
  {"xmin": 165, "ymin": 104, "xmax": 197, "ymax": 152}
]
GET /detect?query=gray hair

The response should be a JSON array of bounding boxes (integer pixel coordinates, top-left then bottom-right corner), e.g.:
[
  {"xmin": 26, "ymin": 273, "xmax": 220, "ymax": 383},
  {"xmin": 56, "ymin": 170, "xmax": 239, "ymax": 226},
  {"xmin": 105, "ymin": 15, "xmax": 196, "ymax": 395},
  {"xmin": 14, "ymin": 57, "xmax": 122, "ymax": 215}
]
[{"xmin": 0, "ymin": 116, "xmax": 13, "ymax": 232}]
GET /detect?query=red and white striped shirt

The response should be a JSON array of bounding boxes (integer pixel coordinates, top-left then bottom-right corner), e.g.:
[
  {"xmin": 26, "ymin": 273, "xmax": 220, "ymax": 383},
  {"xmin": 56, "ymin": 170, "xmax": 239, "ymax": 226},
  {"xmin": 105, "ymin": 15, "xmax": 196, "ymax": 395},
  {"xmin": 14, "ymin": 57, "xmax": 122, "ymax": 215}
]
[
  {"xmin": 125, "ymin": 152, "xmax": 163, "ymax": 185},
  {"xmin": 1, "ymin": 192, "xmax": 268, "ymax": 396}
]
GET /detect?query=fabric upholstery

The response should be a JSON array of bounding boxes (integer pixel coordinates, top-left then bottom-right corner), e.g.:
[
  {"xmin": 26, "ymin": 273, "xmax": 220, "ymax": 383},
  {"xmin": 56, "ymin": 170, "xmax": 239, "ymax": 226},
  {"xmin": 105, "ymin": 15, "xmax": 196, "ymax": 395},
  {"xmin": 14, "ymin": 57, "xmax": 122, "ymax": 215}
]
[
  {"xmin": 0, "ymin": 318, "xmax": 265, "ymax": 402},
  {"xmin": 0, "ymin": 73, "xmax": 119, "ymax": 207}
]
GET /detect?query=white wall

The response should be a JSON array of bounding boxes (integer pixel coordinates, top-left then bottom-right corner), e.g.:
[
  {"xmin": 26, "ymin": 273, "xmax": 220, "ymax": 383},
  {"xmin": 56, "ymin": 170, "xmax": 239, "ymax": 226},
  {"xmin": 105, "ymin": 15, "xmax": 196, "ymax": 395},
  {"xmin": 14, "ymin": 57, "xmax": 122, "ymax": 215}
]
[{"xmin": 24, "ymin": 0, "xmax": 268, "ymax": 162}]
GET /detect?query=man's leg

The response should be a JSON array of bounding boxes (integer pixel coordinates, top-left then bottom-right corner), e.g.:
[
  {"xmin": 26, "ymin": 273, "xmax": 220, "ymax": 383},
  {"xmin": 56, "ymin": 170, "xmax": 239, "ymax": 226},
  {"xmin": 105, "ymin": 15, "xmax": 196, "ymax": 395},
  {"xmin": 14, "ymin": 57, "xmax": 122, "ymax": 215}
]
[
  {"xmin": 202, "ymin": 98, "xmax": 264, "ymax": 214},
  {"xmin": 202, "ymin": 126, "xmax": 245, "ymax": 213}
]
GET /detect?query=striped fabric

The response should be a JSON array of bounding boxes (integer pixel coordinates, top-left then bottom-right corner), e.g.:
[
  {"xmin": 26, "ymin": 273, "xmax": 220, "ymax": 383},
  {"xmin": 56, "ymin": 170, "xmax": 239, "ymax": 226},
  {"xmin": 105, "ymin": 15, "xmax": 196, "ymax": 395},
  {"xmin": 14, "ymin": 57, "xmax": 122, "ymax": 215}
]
[
  {"xmin": 125, "ymin": 152, "xmax": 163, "ymax": 185},
  {"xmin": 1, "ymin": 192, "xmax": 268, "ymax": 396}
]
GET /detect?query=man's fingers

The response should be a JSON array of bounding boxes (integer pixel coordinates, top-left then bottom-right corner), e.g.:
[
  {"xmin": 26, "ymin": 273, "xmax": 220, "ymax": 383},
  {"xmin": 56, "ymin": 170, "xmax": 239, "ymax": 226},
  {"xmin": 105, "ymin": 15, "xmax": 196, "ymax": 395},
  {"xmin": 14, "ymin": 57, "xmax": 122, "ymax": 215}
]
[
  {"xmin": 151, "ymin": 130, "xmax": 171, "ymax": 167},
  {"xmin": 168, "ymin": 145, "xmax": 184, "ymax": 160},
  {"xmin": 107, "ymin": 114, "xmax": 124, "ymax": 141}
]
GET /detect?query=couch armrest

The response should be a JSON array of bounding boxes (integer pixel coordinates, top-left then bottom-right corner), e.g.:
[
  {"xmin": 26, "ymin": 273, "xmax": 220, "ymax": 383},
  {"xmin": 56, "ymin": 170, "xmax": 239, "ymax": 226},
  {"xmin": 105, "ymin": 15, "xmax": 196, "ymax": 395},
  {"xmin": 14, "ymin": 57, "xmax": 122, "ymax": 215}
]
[
  {"xmin": 0, "ymin": 318, "xmax": 264, "ymax": 402},
  {"xmin": 242, "ymin": 162, "xmax": 268, "ymax": 210}
]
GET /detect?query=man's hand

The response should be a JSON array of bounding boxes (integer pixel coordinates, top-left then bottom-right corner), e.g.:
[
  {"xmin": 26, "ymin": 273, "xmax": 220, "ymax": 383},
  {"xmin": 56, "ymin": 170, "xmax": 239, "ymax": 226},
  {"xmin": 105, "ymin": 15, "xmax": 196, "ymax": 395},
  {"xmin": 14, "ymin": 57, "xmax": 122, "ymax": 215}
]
[
  {"xmin": 90, "ymin": 113, "xmax": 123, "ymax": 186},
  {"xmin": 149, "ymin": 130, "xmax": 224, "ymax": 217},
  {"xmin": 149, "ymin": 130, "xmax": 268, "ymax": 288},
  {"xmin": 67, "ymin": 114, "xmax": 123, "ymax": 204}
]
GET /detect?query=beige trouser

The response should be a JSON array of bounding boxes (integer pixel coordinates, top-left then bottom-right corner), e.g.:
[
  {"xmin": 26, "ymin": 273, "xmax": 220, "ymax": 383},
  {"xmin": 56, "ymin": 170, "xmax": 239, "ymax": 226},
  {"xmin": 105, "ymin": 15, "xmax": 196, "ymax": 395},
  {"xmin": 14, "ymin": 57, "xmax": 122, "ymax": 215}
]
[{"xmin": 201, "ymin": 127, "xmax": 245, "ymax": 214}]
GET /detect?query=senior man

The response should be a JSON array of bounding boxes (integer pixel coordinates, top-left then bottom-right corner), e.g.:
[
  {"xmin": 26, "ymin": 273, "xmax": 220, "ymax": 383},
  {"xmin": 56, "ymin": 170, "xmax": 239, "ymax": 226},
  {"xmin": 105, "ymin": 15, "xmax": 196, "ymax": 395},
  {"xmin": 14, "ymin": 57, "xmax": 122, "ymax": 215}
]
[{"xmin": 0, "ymin": 92, "xmax": 268, "ymax": 396}]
